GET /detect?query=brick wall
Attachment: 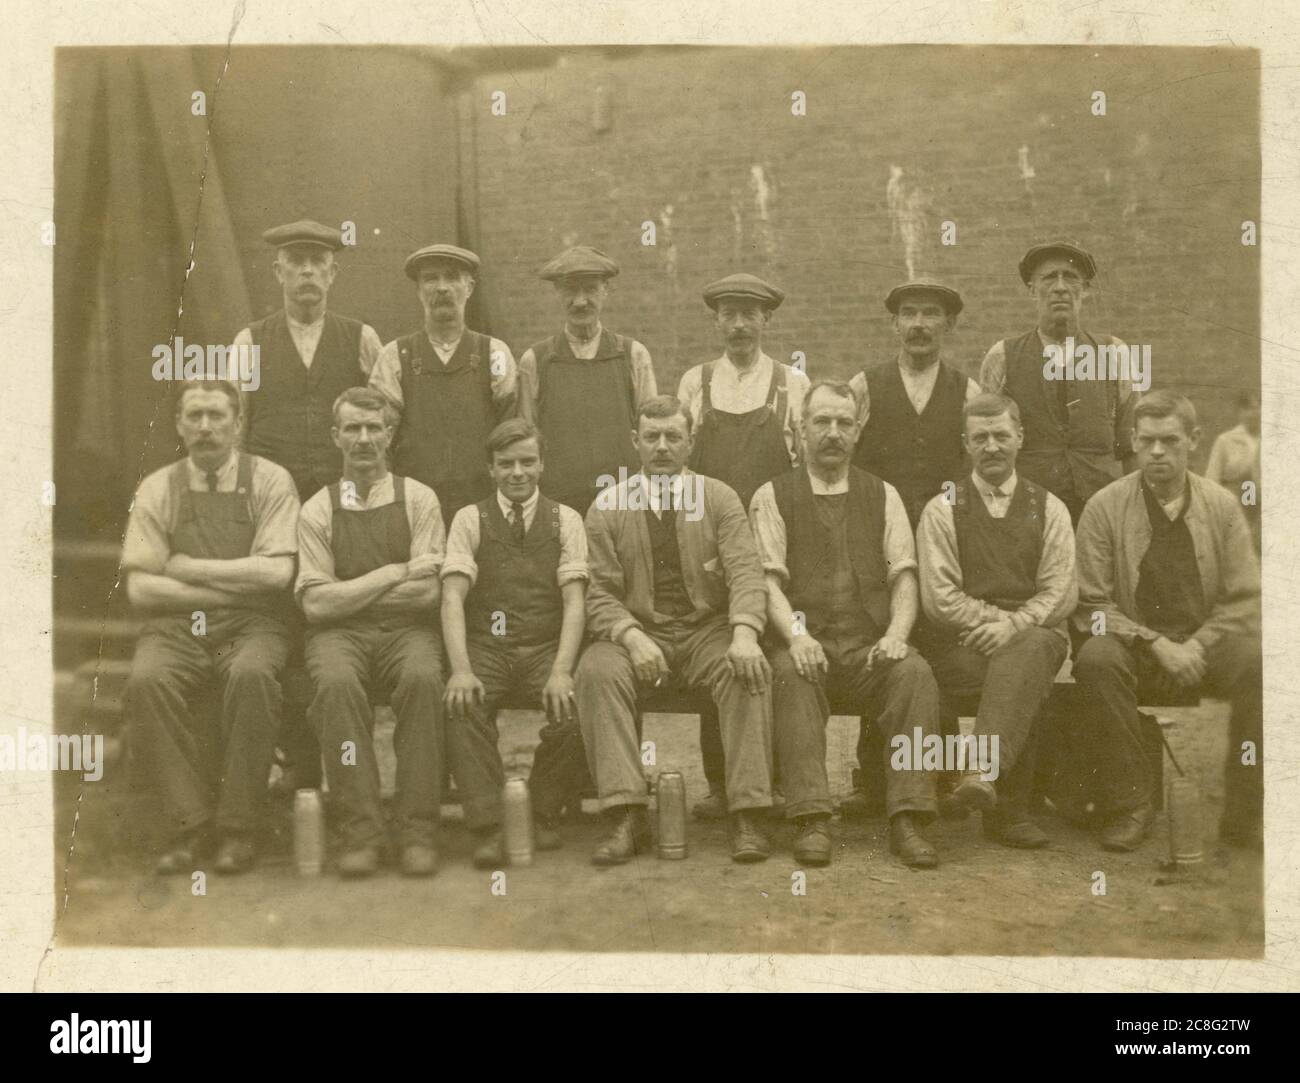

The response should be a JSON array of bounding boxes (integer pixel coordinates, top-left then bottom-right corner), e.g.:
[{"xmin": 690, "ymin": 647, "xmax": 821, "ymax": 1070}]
[{"xmin": 460, "ymin": 45, "xmax": 1260, "ymax": 463}]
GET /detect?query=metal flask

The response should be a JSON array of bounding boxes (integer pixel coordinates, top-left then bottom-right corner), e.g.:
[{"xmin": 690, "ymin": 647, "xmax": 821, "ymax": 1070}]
[
  {"xmin": 656, "ymin": 771, "xmax": 688, "ymax": 859},
  {"xmin": 293, "ymin": 788, "xmax": 325, "ymax": 876},
  {"xmin": 503, "ymin": 777, "xmax": 535, "ymax": 866},
  {"xmin": 1166, "ymin": 775, "xmax": 1203, "ymax": 866}
]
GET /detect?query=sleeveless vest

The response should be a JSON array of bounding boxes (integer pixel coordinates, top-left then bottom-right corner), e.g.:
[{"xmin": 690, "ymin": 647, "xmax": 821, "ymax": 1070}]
[
  {"xmin": 771, "ymin": 466, "xmax": 892, "ymax": 640},
  {"xmin": 245, "ymin": 310, "xmax": 365, "ymax": 501},
  {"xmin": 951, "ymin": 476, "xmax": 1047, "ymax": 611},
  {"xmin": 853, "ymin": 359, "xmax": 967, "ymax": 528},
  {"xmin": 465, "ymin": 495, "xmax": 565, "ymax": 647}
]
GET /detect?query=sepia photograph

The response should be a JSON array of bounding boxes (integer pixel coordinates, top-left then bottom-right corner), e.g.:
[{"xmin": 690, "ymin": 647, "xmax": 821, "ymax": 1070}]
[{"xmin": 41, "ymin": 37, "xmax": 1266, "ymax": 963}]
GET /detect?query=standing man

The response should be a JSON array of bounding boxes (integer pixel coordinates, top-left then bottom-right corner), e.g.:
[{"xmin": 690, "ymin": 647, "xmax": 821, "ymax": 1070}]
[
  {"xmin": 1206, "ymin": 391, "xmax": 1261, "ymax": 552},
  {"xmin": 677, "ymin": 273, "xmax": 810, "ymax": 815},
  {"xmin": 296, "ymin": 388, "xmax": 446, "ymax": 878},
  {"xmin": 850, "ymin": 277, "xmax": 980, "ymax": 529},
  {"xmin": 234, "ymin": 219, "xmax": 383, "ymax": 500},
  {"xmin": 1071, "ymin": 391, "xmax": 1261, "ymax": 851},
  {"xmin": 369, "ymin": 243, "xmax": 518, "ymax": 527},
  {"xmin": 518, "ymin": 245, "xmax": 658, "ymax": 515},
  {"xmin": 576, "ymin": 396, "xmax": 775, "ymax": 865},
  {"xmin": 916, "ymin": 394, "xmax": 1078, "ymax": 847},
  {"xmin": 980, "ymin": 241, "xmax": 1138, "ymax": 523},
  {"xmin": 122, "ymin": 382, "xmax": 299, "ymax": 875},
  {"xmin": 752, "ymin": 381, "xmax": 944, "ymax": 868},
  {"xmin": 442, "ymin": 419, "xmax": 591, "ymax": 867},
  {"xmin": 234, "ymin": 219, "xmax": 384, "ymax": 793}
]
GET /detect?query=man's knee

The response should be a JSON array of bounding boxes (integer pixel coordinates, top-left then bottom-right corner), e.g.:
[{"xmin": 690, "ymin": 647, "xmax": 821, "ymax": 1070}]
[
  {"xmin": 1072, "ymin": 634, "xmax": 1131, "ymax": 684},
  {"xmin": 393, "ymin": 660, "xmax": 443, "ymax": 701},
  {"xmin": 888, "ymin": 650, "xmax": 937, "ymax": 693},
  {"xmin": 224, "ymin": 652, "xmax": 281, "ymax": 693},
  {"xmin": 576, "ymin": 642, "xmax": 630, "ymax": 691}
]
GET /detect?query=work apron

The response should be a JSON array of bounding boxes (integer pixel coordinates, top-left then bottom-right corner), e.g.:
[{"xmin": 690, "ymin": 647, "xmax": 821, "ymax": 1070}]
[{"xmin": 688, "ymin": 361, "xmax": 791, "ymax": 509}]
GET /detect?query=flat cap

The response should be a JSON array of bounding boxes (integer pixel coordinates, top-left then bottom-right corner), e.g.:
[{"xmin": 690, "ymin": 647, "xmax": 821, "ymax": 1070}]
[
  {"xmin": 885, "ymin": 277, "xmax": 964, "ymax": 316},
  {"xmin": 539, "ymin": 245, "xmax": 620, "ymax": 281},
  {"xmin": 1018, "ymin": 240, "xmax": 1097, "ymax": 285},
  {"xmin": 702, "ymin": 272, "xmax": 785, "ymax": 311},
  {"xmin": 261, "ymin": 219, "xmax": 343, "ymax": 250},
  {"xmin": 404, "ymin": 243, "xmax": 481, "ymax": 280}
]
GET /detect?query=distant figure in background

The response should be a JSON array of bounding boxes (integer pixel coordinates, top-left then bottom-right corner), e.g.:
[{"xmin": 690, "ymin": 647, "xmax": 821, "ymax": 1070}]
[
  {"xmin": 122, "ymin": 382, "xmax": 299, "ymax": 876},
  {"xmin": 370, "ymin": 244, "xmax": 518, "ymax": 527},
  {"xmin": 980, "ymin": 241, "xmax": 1139, "ymax": 524},
  {"xmin": 677, "ymin": 273, "xmax": 810, "ymax": 818},
  {"xmin": 1072, "ymin": 391, "xmax": 1261, "ymax": 852},
  {"xmin": 518, "ymin": 246, "xmax": 657, "ymax": 516},
  {"xmin": 1205, "ymin": 390, "xmax": 1261, "ymax": 552}
]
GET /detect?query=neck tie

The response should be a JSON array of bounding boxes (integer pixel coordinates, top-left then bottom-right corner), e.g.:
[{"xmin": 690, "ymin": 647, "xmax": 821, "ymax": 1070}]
[
  {"xmin": 510, "ymin": 501, "xmax": 526, "ymax": 543},
  {"xmin": 205, "ymin": 470, "xmax": 219, "ymax": 493}
]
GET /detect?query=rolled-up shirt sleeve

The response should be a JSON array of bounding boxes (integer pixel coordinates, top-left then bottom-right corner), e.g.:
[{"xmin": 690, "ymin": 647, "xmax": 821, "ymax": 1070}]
[
  {"xmin": 369, "ymin": 339, "xmax": 405, "ymax": 412},
  {"xmin": 1009, "ymin": 491, "xmax": 1077, "ymax": 631},
  {"xmin": 978, "ymin": 340, "xmax": 1008, "ymax": 394},
  {"xmin": 488, "ymin": 337, "xmax": 519, "ymax": 419},
  {"xmin": 441, "ymin": 505, "xmax": 480, "ymax": 584},
  {"xmin": 407, "ymin": 480, "xmax": 446, "ymax": 562},
  {"xmin": 629, "ymin": 340, "xmax": 658, "ymax": 407},
  {"xmin": 881, "ymin": 482, "xmax": 918, "ymax": 584},
  {"xmin": 557, "ymin": 505, "xmax": 589, "ymax": 585},
  {"xmin": 250, "ymin": 461, "xmax": 301, "ymax": 557},
  {"xmin": 121, "ymin": 473, "xmax": 172, "ymax": 575},
  {"xmin": 747, "ymin": 481, "xmax": 788, "ymax": 581},
  {"xmin": 294, "ymin": 490, "xmax": 336, "ymax": 601}
]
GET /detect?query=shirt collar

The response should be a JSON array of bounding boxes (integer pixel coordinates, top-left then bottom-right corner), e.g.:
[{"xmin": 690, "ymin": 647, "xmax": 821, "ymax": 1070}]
[
  {"xmin": 426, "ymin": 329, "xmax": 464, "ymax": 355},
  {"xmin": 637, "ymin": 468, "xmax": 687, "ymax": 512},
  {"xmin": 805, "ymin": 466, "xmax": 849, "ymax": 495},
  {"xmin": 187, "ymin": 450, "xmax": 238, "ymax": 486},
  {"xmin": 497, "ymin": 487, "xmax": 539, "ymax": 519},
  {"xmin": 714, "ymin": 350, "xmax": 773, "ymax": 380},
  {"xmin": 565, "ymin": 322, "xmax": 603, "ymax": 350},
  {"xmin": 897, "ymin": 355, "xmax": 942, "ymax": 379},
  {"xmin": 971, "ymin": 469, "xmax": 1018, "ymax": 502},
  {"xmin": 286, "ymin": 311, "xmax": 326, "ymax": 333}
]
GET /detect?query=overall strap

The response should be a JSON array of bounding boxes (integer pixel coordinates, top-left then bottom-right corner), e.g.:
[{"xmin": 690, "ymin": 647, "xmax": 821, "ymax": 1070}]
[{"xmin": 701, "ymin": 361, "xmax": 715, "ymax": 416}]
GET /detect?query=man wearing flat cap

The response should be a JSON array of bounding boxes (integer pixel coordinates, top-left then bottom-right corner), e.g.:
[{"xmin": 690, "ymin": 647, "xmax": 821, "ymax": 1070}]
[
  {"xmin": 980, "ymin": 241, "xmax": 1138, "ymax": 524},
  {"xmin": 850, "ymin": 277, "xmax": 980, "ymax": 529},
  {"xmin": 232, "ymin": 219, "xmax": 383, "ymax": 795},
  {"xmin": 369, "ymin": 244, "xmax": 519, "ymax": 527},
  {"xmin": 677, "ymin": 272, "xmax": 810, "ymax": 817},
  {"xmin": 518, "ymin": 245, "xmax": 657, "ymax": 516},
  {"xmin": 233, "ymin": 219, "xmax": 383, "ymax": 503}
]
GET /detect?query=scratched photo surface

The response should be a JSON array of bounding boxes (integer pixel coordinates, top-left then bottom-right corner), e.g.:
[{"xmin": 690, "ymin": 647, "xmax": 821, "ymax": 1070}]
[{"xmin": 50, "ymin": 44, "xmax": 1262, "ymax": 956}]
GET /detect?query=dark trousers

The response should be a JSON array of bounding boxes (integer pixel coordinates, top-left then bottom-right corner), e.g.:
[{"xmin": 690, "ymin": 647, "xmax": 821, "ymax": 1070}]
[
  {"xmin": 770, "ymin": 641, "xmax": 940, "ymax": 820},
  {"xmin": 125, "ymin": 611, "xmax": 289, "ymax": 838},
  {"xmin": 305, "ymin": 622, "xmax": 444, "ymax": 850},
  {"xmin": 926, "ymin": 626, "xmax": 1067, "ymax": 820},
  {"xmin": 1072, "ymin": 632, "xmax": 1262, "ymax": 833},
  {"xmin": 446, "ymin": 637, "xmax": 589, "ymax": 829},
  {"xmin": 576, "ymin": 615, "xmax": 772, "ymax": 812}
]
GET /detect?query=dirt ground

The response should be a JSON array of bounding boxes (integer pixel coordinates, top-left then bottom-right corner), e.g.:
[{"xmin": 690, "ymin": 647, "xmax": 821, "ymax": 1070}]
[{"xmin": 50, "ymin": 700, "xmax": 1263, "ymax": 959}]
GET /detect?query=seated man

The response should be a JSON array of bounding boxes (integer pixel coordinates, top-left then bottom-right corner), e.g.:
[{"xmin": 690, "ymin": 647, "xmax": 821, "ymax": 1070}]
[
  {"xmin": 917, "ymin": 393, "xmax": 1077, "ymax": 848},
  {"xmin": 442, "ymin": 419, "xmax": 590, "ymax": 867},
  {"xmin": 576, "ymin": 395, "xmax": 774, "ymax": 865},
  {"xmin": 1072, "ymin": 390, "xmax": 1262, "ymax": 851},
  {"xmin": 296, "ymin": 387, "xmax": 446, "ymax": 878},
  {"xmin": 122, "ymin": 381, "xmax": 299, "ymax": 875},
  {"xmin": 753, "ymin": 381, "xmax": 944, "ymax": 868}
]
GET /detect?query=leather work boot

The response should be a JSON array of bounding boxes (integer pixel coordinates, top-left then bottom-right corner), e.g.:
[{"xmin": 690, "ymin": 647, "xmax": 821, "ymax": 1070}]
[
  {"xmin": 472, "ymin": 830, "xmax": 505, "ymax": 870},
  {"xmin": 591, "ymin": 805, "xmax": 652, "ymax": 866},
  {"xmin": 534, "ymin": 815, "xmax": 562, "ymax": 851},
  {"xmin": 337, "ymin": 846, "xmax": 380, "ymax": 879},
  {"xmin": 984, "ymin": 814, "xmax": 1049, "ymax": 849},
  {"xmin": 214, "ymin": 835, "xmax": 257, "ymax": 875},
  {"xmin": 155, "ymin": 827, "xmax": 213, "ymax": 876},
  {"xmin": 889, "ymin": 812, "xmax": 938, "ymax": 869},
  {"xmin": 950, "ymin": 773, "xmax": 997, "ymax": 814},
  {"xmin": 399, "ymin": 844, "xmax": 438, "ymax": 877},
  {"xmin": 730, "ymin": 809, "xmax": 771, "ymax": 863},
  {"xmin": 793, "ymin": 815, "xmax": 832, "ymax": 867},
  {"xmin": 1100, "ymin": 802, "xmax": 1155, "ymax": 852},
  {"xmin": 692, "ymin": 789, "xmax": 727, "ymax": 820}
]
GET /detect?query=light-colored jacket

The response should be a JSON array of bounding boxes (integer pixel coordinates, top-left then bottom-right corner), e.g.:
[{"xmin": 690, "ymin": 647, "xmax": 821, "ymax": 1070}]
[
  {"xmin": 1071, "ymin": 470, "xmax": 1260, "ymax": 649},
  {"xmin": 584, "ymin": 470, "xmax": 767, "ymax": 644}
]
